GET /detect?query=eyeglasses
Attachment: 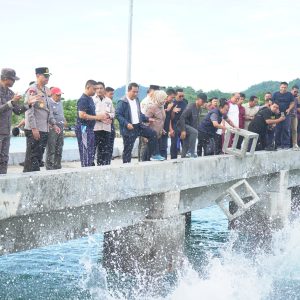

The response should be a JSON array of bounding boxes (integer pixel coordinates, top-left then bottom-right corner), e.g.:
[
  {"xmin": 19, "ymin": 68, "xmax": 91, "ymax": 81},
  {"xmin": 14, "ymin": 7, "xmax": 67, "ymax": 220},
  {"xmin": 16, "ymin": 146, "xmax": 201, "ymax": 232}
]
[
  {"xmin": 178, "ymin": 95, "xmax": 184, "ymax": 98},
  {"xmin": 43, "ymin": 74, "xmax": 50, "ymax": 78}
]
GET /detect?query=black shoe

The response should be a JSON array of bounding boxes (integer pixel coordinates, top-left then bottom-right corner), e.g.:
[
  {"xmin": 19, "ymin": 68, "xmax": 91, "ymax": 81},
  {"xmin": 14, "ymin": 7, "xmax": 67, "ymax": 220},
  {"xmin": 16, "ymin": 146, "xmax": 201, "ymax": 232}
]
[
  {"xmin": 265, "ymin": 147, "xmax": 276, "ymax": 151},
  {"xmin": 19, "ymin": 162, "xmax": 25, "ymax": 166}
]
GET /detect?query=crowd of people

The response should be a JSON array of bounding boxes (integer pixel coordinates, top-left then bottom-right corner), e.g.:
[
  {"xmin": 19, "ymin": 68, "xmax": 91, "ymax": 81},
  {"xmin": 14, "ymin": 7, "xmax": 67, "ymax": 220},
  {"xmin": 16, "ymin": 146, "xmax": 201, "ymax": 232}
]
[{"xmin": 0, "ymin": 66, "xmax": 299, "ymax": 175}]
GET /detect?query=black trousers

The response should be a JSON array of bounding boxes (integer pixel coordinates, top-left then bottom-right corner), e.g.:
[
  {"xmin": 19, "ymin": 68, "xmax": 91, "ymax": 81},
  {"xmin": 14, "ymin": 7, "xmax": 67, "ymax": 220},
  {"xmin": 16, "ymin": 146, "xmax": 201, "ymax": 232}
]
[
  {"xmin": 109, "ymin": 123, "xmax": 115, "ymax": 159},
  {"xmin": 197, "ymin": 131, "xmax": 215, "ymax": 156},
  {"xmin": 139, "ymin": 137, "xmax": 151, "ymax": 162},
  {"xmin": 94, "ymin": 130, "xmax": 111, "ymax": 165},
  {"xmin": 159, "ymin": 134, "xmax": 169, "ymax": 159},
  {"xmin": 122, "ymin": 124, "xmax": 157, "ymax": 163},
  {"xmin": 214, "ymin": 134, "xmax": 223, "ymax": 155},
  {"xmin": 23, "ymin": 129, "xmax": 48, "ymax": 172},
  {"xmin": 248, "ymin": 131, "xmax": 266, "ymax": 151},
  {"xmin": 170, "ymin": 127, "xmax": 180, "ymax": 159}
]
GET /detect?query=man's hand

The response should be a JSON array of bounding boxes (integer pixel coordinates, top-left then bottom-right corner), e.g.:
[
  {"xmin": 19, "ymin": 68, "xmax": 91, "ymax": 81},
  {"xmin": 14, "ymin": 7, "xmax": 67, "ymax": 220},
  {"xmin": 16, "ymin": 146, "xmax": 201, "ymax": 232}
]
[
  {"xmin": 169, "ymin": 130, "xmax": 175, "ymax": 138},
  {"xmin": 27, "ymin": 95, "xmax": 39, "ymax": 105},
  {"xmin": 96, "ymin": 112, "xmax": 110, "ymax": 121},
  {"xmin": 32, "ymin": 128, "xmax": 40, "ymax": 140},
  {"xmin": 286, "ymin": 109, "xmax": 291, "ymax": 115},
  {"xmin": 102, "ymin": 118, "xmax": 112, "ymax": 125},
  {"xmin": 127, "ymin": 123, "xmax": 134, "ymax": 130},
  {"xmin": 166, "ymin": 103, "xmax": 174, "ymax": 111},
  {"xmin": 279, "ymin": 115, "xmax": 286, "ymax": 122},
  {"xmin": 173, "ymin": 105, "xmax": 181, "ymax": 113},
  {"xmin": 53, "ymin": 125, "xmax": 61, "ymax": 134},
  {"xmin": 180, "ymin": 131, "xmax": 186, "ymax": 140},
  {"xmin": 12, "ymin": 94, "xmax": 22, "ymax": 102}
]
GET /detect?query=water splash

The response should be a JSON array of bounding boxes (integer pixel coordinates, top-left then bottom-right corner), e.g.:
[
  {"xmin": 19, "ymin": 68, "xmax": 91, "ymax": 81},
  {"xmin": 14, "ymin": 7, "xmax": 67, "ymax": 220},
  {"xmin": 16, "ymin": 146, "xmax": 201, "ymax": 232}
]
[
  {"xmin": 168, "ymin": 215, "xmax": 300, "ymax": 300},
  {"xmin": 1, "ymin": 209, "xmax": 300, "ymax": 299}
]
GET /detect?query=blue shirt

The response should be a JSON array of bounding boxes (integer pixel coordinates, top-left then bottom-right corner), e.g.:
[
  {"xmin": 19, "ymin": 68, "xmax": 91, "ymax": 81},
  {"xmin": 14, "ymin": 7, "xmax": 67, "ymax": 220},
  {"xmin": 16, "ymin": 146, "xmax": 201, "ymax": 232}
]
[
  {"xmin": 76, "ymin": 94, "xmax": 96, "ymax": 128},
  {"xmin": 272, "ymin": 91, "xmax": 294, "ymax": 112},
  {"xmin": 199, "ymin": 108, "xmax": 227, "ymax": 136}
]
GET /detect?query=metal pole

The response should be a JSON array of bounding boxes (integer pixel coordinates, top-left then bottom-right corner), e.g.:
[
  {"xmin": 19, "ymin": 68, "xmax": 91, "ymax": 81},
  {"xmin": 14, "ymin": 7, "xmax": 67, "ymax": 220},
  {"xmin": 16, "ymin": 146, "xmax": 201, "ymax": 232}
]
[{"xmin": 126, "ymin": 0, "xmax": 133, "ymax": 92}]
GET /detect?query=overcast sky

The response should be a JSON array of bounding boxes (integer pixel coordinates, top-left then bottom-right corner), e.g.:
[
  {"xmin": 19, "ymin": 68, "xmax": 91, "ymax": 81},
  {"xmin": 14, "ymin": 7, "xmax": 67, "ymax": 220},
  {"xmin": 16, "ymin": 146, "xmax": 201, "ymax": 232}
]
[{"xmin": 1, "ymin": 0, "xmax": 300, "ymax": 98}]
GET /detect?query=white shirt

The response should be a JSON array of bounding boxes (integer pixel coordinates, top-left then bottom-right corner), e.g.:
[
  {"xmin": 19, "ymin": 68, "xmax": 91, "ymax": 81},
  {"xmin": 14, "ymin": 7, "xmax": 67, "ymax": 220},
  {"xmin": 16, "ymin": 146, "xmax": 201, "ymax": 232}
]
[
  {"xmin": 244, "ymin": 103, "xmax": 259, "ymax": 130},
  {"xmin": 227, "ymin": 102, "xmax": 239, "ymax": 127},
  {"xmin": 128, "ymin": 97, "xmax": 139, "ymax": 124},
  {"xmin": 93, "ymin": 96, "xmax": 115, "ymax": 132}
]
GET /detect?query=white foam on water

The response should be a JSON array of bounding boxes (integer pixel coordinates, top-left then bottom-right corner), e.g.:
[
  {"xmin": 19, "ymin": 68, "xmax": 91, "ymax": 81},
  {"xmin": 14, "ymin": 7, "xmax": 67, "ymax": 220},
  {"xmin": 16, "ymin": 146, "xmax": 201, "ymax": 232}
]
[
  {"xmin": 168, "ymin": 252, "xmax": 272, "ymax": 300},
  {"xmin": 168, "ymin": 216, "xmax": 300, "ymax": 300},
  {"xmin": 78, "ymin": 216, "xmax": 300, "ymax": 300}
]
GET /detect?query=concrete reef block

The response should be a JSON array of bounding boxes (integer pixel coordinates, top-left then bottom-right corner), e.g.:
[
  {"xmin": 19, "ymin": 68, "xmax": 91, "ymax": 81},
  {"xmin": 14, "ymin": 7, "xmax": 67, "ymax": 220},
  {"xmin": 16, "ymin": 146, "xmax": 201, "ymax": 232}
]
[
  {"xmin": 103, "ymin": 215, "xmax": 185, "ymax": 276},
  {"xmin": 215, "ymin": 179, "xmax": 260, "ymax": 221},
  {"xmin": 223, "ymin": 128, "xmax": 259, "ymax": 158}
]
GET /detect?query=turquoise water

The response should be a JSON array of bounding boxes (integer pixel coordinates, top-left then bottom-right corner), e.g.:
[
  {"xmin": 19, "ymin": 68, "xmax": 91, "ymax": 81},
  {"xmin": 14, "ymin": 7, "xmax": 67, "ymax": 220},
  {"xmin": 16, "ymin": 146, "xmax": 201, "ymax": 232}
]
[
  {"xmin": 9, "ymin": 137, "xmax": 78, "ymax": 153},
  {"xmin": 0, "ymin": 206, "xmax": 300, "ymax": 299}
]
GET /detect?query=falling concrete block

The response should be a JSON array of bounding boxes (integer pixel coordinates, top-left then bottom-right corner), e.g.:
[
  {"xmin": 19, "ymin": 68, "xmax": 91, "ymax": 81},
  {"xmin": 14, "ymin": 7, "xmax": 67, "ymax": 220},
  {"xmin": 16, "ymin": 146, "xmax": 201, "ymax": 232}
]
[
  {"xmin": 223, "ymin": 128, "xmax": 259, "ymax": 158},
  {"xmin": 215, "ymin": 179, "xmax": 261, "ymax": 221}
]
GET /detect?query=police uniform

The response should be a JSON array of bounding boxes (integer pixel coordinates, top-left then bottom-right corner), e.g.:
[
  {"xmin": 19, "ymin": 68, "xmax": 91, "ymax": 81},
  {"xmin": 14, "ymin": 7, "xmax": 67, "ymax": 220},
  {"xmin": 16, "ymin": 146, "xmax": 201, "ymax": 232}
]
[
  {"xmin": 0, "ymin": 68, "xmax": 29, "ymax": 174},
  {"xmin": 23, "ymin": 67, "xmax": 57, "ymax": 172}
]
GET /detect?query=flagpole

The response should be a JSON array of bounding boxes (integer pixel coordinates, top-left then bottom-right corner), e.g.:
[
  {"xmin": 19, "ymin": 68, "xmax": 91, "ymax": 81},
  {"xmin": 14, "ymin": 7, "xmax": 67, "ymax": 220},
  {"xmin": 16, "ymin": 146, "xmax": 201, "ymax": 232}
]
[{"xmin": 126, "ymin": 0, "xmax": 133, "ymax": 92}]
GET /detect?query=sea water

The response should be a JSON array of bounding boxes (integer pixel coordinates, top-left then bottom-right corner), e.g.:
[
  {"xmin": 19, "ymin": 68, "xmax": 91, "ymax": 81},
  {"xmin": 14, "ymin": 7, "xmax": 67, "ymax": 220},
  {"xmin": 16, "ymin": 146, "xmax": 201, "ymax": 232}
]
[
  {"xmin": 9, "ymin": 137, "xmax": 78, "ymax": 153},
  {"xmin": 0, "ymin": 206, "xmax": 299, "ymax": 299}
]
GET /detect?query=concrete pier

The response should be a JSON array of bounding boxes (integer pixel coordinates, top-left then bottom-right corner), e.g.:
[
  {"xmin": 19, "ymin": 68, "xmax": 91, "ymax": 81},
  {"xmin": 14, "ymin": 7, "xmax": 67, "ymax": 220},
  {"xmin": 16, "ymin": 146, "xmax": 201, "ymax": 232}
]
[
  {"xmin": 103, "ymin": 215, "xmax": 185, "ymax": 276},
  {"xmin": 291, "ymin": 186, "xmax": 300, "ymax": 212},
  {"xmin": 1, "ymin": 150, "xmax": 300, "ymax": 274},
  {"xmin": 103, "ymin": 191, "xmax": 184, "ymax": 275}
]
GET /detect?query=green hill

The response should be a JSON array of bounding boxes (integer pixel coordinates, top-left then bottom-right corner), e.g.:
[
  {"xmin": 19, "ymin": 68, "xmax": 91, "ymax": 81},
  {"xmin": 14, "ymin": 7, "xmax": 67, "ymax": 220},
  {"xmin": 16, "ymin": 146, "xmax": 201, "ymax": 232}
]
[{"xmin": 243, "ymin": 78, "xmax": 300, "ymax": 98}]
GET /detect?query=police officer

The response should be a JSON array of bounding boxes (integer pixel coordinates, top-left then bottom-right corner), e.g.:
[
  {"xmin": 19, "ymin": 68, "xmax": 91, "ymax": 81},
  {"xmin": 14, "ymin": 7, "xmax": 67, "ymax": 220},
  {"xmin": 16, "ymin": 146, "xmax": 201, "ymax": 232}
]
[
  {"xmin": 0, "ymin": 68, "xmax": 37, "ymax": 174},
  {"xmin": 23, "ymin": 67, "xmax": 60, "ymax": 172}
]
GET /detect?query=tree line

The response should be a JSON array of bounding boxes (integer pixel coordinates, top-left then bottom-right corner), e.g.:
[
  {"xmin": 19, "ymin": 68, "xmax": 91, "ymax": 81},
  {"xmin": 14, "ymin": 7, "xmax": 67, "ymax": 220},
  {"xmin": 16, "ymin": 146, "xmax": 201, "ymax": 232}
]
[{"xmin": 11, "ymin": 78, "xmax": 300, "ymax": 127}]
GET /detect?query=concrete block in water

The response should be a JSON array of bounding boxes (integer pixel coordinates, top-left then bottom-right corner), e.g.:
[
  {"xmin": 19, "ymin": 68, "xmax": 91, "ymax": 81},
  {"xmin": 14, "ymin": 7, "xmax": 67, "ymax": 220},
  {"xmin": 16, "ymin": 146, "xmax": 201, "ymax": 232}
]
[{"xmin": 215, "ymin": 179, "xmax": 260, "ymax": 221}]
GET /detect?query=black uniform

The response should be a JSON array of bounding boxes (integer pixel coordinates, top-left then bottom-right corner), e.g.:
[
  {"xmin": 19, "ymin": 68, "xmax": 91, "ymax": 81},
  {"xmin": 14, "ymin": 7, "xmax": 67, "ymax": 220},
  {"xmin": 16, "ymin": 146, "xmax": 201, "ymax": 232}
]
[{"xmin": 248, "ymin": 107, "xmax": 278, "ymax": 150}]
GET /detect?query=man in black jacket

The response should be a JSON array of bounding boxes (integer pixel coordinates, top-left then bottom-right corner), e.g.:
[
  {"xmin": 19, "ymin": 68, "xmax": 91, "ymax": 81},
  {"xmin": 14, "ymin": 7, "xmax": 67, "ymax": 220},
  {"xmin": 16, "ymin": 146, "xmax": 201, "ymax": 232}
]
[
  {"xmin": 178, "ymin": 93, "xmax": 207, "ymax": 158},
  {"xmin": 248, "ymin": 101, "xmax": 285, "ymax": 150}
]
